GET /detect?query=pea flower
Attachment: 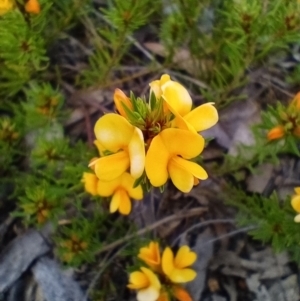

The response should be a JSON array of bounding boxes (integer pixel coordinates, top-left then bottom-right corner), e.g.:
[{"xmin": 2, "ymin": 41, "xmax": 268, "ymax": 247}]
[
  {"xmin": 0, "ymin": 0, "xmax": 13, "ymax": 15},
  {"xmin": 81, "ymin": 172, "xmax": 99, "ymax": 196},
  {"xmin": 128, "ymin": 267, "xmax": 161, "ymax": 301},
  {"xmin": 267, "ymin": 125, "xmax": 285, "ymax": 141},
  {"xmin": 97, "ymin": 172, "xmax": 143, "ymax": 215},
  {"xmin": 145, "ymin": 128, "xmax": 207, "ymax": 193},
  {"xmin": 138, "ymin": 241, "xmax": 161, "ymax": 272},
  {"xmin": 291, "ymin": 187, "xmax": 300, "ymax": 222},
  {"xmin": 150, "ymin": 74, "xmax": 218, "ymax": 133},
  {"xmin": 162, "ymin": 246, "xmax": 197, "ymax": 283},
  {"xmin": 93, "ymin": 113, "xmax": 145, "ymax": 181}
]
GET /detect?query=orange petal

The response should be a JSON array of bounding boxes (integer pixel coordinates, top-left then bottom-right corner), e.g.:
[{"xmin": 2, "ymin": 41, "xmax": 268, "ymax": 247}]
[
  {"xmin": 174, "ymin": 246, "xmax": 197, "ymax": 269},
  {"xmin": 184, "ymin": 103, "xmax": 218, "ymax": 132},
  {"xmin": 25, "ymin": 0, "xmax": 40, "ymax": 14},
  {"xmin": 141, "ymin": 267, "xmax": 161, "ymax": 289},
  {"xmin": 172, "ymin": 286, "xmax": 192, "ymax": 301},
  {"xmin": 94, "ymin": 151, "xmax": 129, "ymax": 181},
  {"xmin": 114, "ymin": 88, "xmax": 133, "ymax": 118},
  {"xmin": 267, "ymin": 126, "xmax": 285, "ymax": 141}
]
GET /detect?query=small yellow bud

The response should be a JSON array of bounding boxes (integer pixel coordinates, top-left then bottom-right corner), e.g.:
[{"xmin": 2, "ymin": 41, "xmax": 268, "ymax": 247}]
[{"xmin": 113, "ymin": 88, "xmax": 133, "ymax": 118}]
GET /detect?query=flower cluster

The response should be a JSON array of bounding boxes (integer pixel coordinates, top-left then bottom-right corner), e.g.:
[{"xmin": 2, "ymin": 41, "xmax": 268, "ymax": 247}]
[
  {"xmin": 83, "ymin": 74, "xmax": 218, "ymax": 214},
  {"xmin": 291, "ymin": 187, "xmax": 300, "ymax": 222},
  {"xmin": 267, "ymin": 92, "xmax": 300, "ymax": 141},
  {"xmin": 128, "ymin": 241, "xmax": 197, "ymax": 301}
]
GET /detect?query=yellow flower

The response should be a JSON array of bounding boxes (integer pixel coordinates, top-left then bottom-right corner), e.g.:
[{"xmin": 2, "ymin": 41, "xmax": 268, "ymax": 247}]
[
  {"xmin": 93, "ymin": 113, "xmax": 145, "ymax": 181},
  {"xmin": 114, "ymin": 88, "xmax": 133, "ymax": 118},
  {"xmin": 291, "ymin": 187, "xmax": 300, "ymax": 222},
  {"xmin": 150, "ymin": 74, "xmax": 218, "ymax": 133},
  {"xmin": 25, "ymin": 0, "xmax": 40, "ymax": 14},
  {"xmin": 81, "ymin": 172, "xmax": 99, "ymax": 196},
  {"xmin": 0, "ymin": 0, "xmax": 13, "ymax": 15},
  {"xmin": 267, "ymin": 125, "xmax": 285, "ymax": 141},
  {"xmin": 138, "ymin": 241, "xmax": 161, "ymax": 271},
  {"xmin": 162, "ymin": 246, "xmax": 197, "ymax": 283},
  {"xmin": 145, "ymin": 128, "xmax": 207, "ymax": 193},
  {"xmin": 128, "ymin": 267, "xmax": 161, "ymax": 301},
  {"xmin": 97, "ymin": 172, "xmax": 143, "ymax": 215}
]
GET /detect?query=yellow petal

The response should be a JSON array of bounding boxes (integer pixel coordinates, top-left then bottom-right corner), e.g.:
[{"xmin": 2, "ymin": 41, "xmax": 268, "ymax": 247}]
[
  {"xmin": 120, "ymin": 172, "xmax": 143, "ymax": 200},
  {"xmin": 140, "ymin": 267, "xmax": 161, "ymax": 290},
  {"xmin": 171, "ymin": 157, "xmax": 208, "ymax": 180},
  {"xmin": 137, "ymin": 287, "xmax": 160, "ymax": 301},
  {"xmin": 145, "ymin": 135, "xmax": 169, "ymax": 187},
  {"xmin": 291, "ymin": 195, "xmax": 300, "ymax": 213},
  {"xmin": 94, "ymin": 140, "xmax": 105, "ymax": 156},
  {"xmin": 128, "ymin": 271, "xmax": 149, "ymax": 289},
  {"xmin": 110, "ymin": 188, "xmax": 131, "ymax": 215},
  {"xmin": 174, "ymin": 246, "xmax": 197, "ymax": 269},
  {"xmin": 81, "ymin": 172, "xmax": 98, "ymax": 196},
  {"xmin": 168, "ymin": 160, "xmax": 194, "ymax": 193},
  {"xmin": 128, "ymin": 127, "xmax": 145, "ymax": 179},
  {"xmin": 138, "ymin": 242, "xmax": 161, "ymax": 266},
  {"xmin": 160, "ymin": 129, "xmax": 205, "ymax": 159},
  {"xmin": 94, "ymin": 113, "xmax": 134, "ymax": 152},
  {"xmin": 184, "ymin": 103, "xmax": 218, "ymax": 132},
  {"xmin": 168, "ymin": 157, "xmax": 208, "ymax": 193},
  {"xmin": 114, "ymin": 88, "xmax": 133, "ymax": 118},
  {"xmin": 97, "ymin": 177, "xmax": 120, "ymax": 196},
  {"xmin": 118, "ymin": 188, "xmax": 132, "ymax": 215},
  {"xmin": 294, "ymin": 187, "xmax": 300, "ymax": 195},
  {"xmin": 161, "ymin": 81, "xmax": 192, "ymax": 116},
  {"xmin": 94, "ymin": 151, "xmax": 129, "ymax": 181},
  {"xmin": 162, "ymin": 247, "xmax": 175, "ymax": 277},
  {"xmin": 169, "ymin": 269, "xmax": 197, "ymax": 283}
]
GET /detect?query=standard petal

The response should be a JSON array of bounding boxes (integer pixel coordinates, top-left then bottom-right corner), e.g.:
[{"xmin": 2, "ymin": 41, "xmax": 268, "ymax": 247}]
[
  {"xmin": 128, "ymin": 127, "xmax": 146, "ymax": 179},
  {"xmin": 169, "ymin": 268, "xmax": 197, "ymax": 283},
  {"xmin": 97, "ymin": 177, "xmax": 120, "ymax": 196},
  {"xmin": 161, "ymin": 81, "xmax": 192, "ymax": 116},
  {"xmin": 172, "ymin": 157, "xmax": 208, "ymax": 180},
  {"xmin": 168, "ymin": 159, "xmax": 194, "ymax": 193},
  {"xmin": 117, "ymin": 188, "xmax": 132, "ymax": 215},
  {"xmin": 291, "ymin": 195, "xmax": 300, "ymax": 213},
  {"xmin": 183, "ymin": 103, "xmax": 218, "ymax": 132},
  {"xmin": 162, "ymin": 247, "xmax": 175, "ymax": 277},
  {"xmin": 160, "ymin": 128, "xmax": 205, "ymax": 159},
  {"xmin": 128, "ymin": 271, "xmax": 149, "ymax": 289},
  {"xmin": 137, "ymin": 287, "xmax": 160, "ymax": 301},
  {"xmin": 121, "ymin": 173, "xmax": 143, "ymax": 200},
  {"xmin": 94, "ymin": 151, "xmax": 129, "ymax": 181},
  {"xmin": 145, "ymin": 135, "xmax": 169, "ymax": 187},
  {"xmin": 138, "ymin": 242, "xmax": 160, "ymax": 265},
  {"xmin": 174, "ymin": 246, "xmax": 197, "ymax": 269},
  {"xmin": 94, "ymin": 113, "xmax": 134, "ymax": 152}
]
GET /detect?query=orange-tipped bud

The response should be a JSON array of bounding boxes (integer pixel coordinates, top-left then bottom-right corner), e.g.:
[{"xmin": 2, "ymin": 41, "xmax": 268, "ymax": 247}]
[
  {"xmin": 114, "ymin": 89, "xmax": 133, "ymax": 118},
  {"xmin": 25, "ymin": 0, "xmax": 40, "ymax": 14},
  {"xmin": 173, "ymin": 286, "xmax": 192, "ymax": 301},
  {"xmin": 267, "ymin": 126, "xmax": 285, "ymax": 141}
]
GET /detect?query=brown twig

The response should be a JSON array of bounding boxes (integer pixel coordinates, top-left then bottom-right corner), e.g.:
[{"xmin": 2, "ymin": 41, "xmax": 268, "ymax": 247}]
[{"xmin": 96, "ymin": 207, "xmax": 207, "ymax": 255}]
